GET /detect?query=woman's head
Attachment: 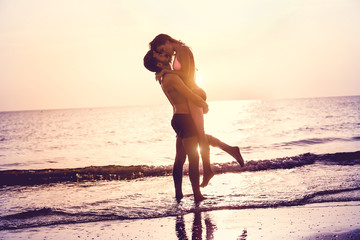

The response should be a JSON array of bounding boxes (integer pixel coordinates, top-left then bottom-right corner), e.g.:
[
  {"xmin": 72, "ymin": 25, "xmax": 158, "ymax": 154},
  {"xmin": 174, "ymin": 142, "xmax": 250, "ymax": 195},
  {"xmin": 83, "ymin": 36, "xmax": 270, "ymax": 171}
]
[{"xmin": 149, "ymin": 34, "xmax": 178, "ymax": 57}]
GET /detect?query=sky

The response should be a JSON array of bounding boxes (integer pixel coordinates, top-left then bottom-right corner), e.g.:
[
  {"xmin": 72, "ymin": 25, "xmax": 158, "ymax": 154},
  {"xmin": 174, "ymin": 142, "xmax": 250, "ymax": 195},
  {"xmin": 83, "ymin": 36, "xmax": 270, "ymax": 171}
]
[{"xmin": 0, "ymin": 0, "xmax": 359, "ymax": 111}]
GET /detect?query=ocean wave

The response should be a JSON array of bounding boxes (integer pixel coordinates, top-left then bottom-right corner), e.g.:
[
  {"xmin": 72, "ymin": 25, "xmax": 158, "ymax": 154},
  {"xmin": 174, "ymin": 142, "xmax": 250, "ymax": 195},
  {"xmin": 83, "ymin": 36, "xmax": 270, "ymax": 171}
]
[
  {"xmin": 1, "ymin": 187, "xmax": 359, "ymax": 231},
  {"xmin": 198, "ymin": 188, "xmax": 360, "ymax": 212},
  {"xmin": 353, "ymin": 136, "xmax": 360, "ymax": 141},
  {"xmin": 0, "ymin": 207, "xmax": 120, "ymax": 230},
  {"xmin": 0, "ymin": 151, "xmax": 359, "ymax": 186},
  {"xmin": 272, "ymin": 187, "xmax": 360, "ymax": 207},
  {"xmin": 273, "ymin": 137, "xmax": 355, "ymax": 148}
]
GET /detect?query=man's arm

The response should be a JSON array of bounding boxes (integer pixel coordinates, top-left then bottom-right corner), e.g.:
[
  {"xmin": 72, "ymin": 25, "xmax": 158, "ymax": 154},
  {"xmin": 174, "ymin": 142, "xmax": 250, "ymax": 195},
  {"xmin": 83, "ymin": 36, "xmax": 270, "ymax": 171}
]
[
  {"xmin": 156, "ymin": 69, "xmax": 186, "ymax": 82},
  {"xmin": 162, "ymin": 74, "xmax": 208, "ymax": 113}
]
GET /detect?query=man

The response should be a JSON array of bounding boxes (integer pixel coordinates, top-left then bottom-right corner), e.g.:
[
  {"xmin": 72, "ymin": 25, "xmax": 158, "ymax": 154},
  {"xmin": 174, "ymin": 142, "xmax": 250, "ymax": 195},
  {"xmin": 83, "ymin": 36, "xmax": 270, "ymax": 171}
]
[{"xmin": 144, "ymin": 50, "xmax": 208, "ymax": 202}]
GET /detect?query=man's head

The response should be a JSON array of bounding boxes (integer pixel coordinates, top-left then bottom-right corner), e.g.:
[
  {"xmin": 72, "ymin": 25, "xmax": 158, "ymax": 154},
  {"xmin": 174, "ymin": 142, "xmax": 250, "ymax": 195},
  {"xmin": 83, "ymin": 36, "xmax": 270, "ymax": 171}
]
[
  {"xmin": 143, "ymin": 50, "xmax": 161, "ymax": 73},
  {"xmin": 143, "ymin": 50, "xmax": 170, "ymax": 73}
]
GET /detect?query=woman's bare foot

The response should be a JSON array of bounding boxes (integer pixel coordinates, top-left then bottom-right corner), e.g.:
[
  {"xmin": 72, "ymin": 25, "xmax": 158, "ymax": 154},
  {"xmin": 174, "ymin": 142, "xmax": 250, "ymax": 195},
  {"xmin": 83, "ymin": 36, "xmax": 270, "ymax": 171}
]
[
  {"xmin": 231, "ymin": 146, "xmax": 245, "ymax": 167},
  {"xmin": 200, "ymin": 170, "xmax": 214, "ymax": 188}
]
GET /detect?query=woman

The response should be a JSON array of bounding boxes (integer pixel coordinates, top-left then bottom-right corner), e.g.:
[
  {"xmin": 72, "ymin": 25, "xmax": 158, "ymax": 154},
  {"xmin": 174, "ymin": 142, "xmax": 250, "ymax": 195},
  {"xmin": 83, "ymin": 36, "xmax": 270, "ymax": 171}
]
[{"xmin": 149, "ymin": 34, "xmax": 244, "ymax": 187}]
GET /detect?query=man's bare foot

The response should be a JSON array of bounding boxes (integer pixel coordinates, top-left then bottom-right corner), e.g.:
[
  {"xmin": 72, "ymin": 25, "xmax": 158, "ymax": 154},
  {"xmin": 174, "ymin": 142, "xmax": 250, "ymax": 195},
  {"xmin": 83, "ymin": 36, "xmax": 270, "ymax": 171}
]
[
  {"xmin": 176, "ymin": 193, "xmax": 184, "ymax": 202},
  {"xmin": 200, "ymin": 171, "xmax": 215, "ymax": 188},
  {"xmin": 231, "ymin": 146, "xmax": 245, "ymax": 167},
  {"xmin": 194, "ymin": 193, "xmax": 206, "ymax": 202}
]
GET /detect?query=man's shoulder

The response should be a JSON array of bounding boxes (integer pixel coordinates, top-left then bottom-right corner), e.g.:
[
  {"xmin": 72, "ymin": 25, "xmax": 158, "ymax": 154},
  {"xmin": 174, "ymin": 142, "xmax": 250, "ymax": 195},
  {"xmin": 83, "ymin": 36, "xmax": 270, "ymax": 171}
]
[{"xmin": 162, "ymin": 73, "xmax": 181, "ymax": 86}]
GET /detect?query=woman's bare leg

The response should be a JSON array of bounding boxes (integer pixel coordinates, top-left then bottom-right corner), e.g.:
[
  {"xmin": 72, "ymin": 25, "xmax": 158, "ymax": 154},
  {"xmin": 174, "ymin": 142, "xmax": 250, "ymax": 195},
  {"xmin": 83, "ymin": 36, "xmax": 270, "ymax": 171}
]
[
  {"xmin": 188, "ymin": 101, "xmax": 245, "ymax": 187},
  {"xmin": 207, "ymin": 135, "xmax": 244, "ymax": 167},
  {"xmin": 187, "ymin": 101, "xmax": 214, "ymax": 187},
  {"xmin": 198, "ymin": 137, "xmax": 214, "ymax": 187}
]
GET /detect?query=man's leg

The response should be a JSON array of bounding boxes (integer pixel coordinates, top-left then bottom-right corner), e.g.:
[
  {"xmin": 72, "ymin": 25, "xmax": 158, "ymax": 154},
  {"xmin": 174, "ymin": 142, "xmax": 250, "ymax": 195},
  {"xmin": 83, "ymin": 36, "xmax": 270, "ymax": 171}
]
[
  {"xmin": 173, "ymin": 136, "xmax": 186, "ymax": 201},
  {"xmin": 181, "ymin": 136, "xmax": 204, "ymax": 202},
  {"xmin": 192, "ymin": 212, "xmax": 202, "ymax": 240}
]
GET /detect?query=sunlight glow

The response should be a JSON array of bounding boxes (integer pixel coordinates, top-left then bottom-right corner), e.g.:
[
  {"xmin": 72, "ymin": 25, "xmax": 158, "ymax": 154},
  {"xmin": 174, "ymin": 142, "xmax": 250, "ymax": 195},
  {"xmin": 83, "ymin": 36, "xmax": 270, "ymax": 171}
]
[
  {"xmin": 196, "ymin": 73, "xmax": 204, "ymax": 87},
  {"xmin": 0, "ymin": 0, "xmax": 359, "ymax": 111}
]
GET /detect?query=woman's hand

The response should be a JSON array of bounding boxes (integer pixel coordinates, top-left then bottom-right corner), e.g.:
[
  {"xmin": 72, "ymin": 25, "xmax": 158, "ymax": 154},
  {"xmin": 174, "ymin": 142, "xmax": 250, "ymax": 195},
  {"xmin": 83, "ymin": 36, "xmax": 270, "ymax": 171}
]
[
  {"xmin": 155, "ymin": 70, "xmax": 164, "ymax": 81},
  {"xmin": 155, "ymin": 69, "xmax": 172, "ymax": 81},
  {"xmin": 202, "ymin": 101, "xmax": 209, "ymax": 114}
]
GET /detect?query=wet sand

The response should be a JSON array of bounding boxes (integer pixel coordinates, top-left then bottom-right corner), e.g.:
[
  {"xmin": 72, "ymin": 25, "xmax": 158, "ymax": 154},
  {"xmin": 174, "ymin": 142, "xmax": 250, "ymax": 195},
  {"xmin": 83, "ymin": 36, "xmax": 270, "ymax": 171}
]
[{"xmin": 1, "ymin": 201, "xmax": 359, "ymax": 240}]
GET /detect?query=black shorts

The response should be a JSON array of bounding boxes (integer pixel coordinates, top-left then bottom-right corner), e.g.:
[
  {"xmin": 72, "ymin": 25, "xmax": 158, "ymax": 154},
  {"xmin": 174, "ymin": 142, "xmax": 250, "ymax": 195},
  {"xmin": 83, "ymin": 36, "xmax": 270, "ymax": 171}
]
[{"xmin": 171, "ymin": 114, "xmax": 197, "ymax": 139}]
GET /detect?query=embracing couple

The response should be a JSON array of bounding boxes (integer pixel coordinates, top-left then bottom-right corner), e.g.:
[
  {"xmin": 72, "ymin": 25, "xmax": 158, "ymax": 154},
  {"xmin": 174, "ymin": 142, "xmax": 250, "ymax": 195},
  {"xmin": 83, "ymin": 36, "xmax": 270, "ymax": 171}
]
[{"xmin": 143, "ymin": 34, "xmax": 244, "ymax": 202}]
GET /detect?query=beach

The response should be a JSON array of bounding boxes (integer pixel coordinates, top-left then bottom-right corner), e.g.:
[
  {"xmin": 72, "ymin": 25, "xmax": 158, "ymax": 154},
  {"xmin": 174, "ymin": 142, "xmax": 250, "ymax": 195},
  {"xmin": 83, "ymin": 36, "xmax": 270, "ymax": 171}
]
[{"xmin": 1, "ymin": 201, "xmax": 359, "ymax": 239}]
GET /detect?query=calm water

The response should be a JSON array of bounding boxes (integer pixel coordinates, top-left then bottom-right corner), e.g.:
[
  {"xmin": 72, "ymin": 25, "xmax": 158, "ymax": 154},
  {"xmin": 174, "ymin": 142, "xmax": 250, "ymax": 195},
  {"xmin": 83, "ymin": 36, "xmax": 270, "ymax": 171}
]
[
  {"xmin": 0, "ymin": 96, "xmax": 359, "ymax": 170},
  {"xmin": 0, "ymin": 96, "xmax": 359, "ymax": 231}
]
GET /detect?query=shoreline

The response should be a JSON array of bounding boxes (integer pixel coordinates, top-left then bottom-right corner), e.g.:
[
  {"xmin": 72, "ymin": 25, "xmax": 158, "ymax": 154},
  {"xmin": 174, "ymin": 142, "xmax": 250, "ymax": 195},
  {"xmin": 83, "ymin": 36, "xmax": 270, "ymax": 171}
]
[
  {"xmin": 1, "ymin": 201, "xmax": 359, "ymax": 239},
  {"xmin": 1, "ymin": 151, "xmax": 359, "ymax": 186}
]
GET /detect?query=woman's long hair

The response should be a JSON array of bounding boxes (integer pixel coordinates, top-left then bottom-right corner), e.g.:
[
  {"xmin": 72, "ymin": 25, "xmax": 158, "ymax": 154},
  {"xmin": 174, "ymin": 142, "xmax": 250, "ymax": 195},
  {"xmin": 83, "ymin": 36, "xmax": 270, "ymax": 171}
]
[
  {"xmin": 149, "ymin": 34, "xmax": 197, "ymax": 87},
  {"xmin": 149, "ymin": 34, "xmax": 179, "ymax": 50}
]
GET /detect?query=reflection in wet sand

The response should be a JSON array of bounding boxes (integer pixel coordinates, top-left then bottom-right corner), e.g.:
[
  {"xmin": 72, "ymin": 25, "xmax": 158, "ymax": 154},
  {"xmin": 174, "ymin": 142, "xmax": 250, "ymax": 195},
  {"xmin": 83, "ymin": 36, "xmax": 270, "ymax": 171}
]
[{"xmin": 175, "ymin": 211, "xmax": 246, "ymax": 240}]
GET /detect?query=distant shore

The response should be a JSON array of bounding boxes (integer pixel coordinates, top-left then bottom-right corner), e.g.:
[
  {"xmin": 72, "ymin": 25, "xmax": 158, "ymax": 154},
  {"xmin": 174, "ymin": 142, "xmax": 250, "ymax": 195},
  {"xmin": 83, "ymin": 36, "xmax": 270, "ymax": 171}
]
[{"xmin": 1, "ymin": 201, "xmax": 359, "ymax": 239}]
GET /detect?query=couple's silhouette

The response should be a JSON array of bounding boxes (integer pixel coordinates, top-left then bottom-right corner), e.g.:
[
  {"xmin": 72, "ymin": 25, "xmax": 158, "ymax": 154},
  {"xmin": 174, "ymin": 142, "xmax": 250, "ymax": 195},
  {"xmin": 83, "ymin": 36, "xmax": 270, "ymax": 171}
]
[{"xmin": 144, "ymin": 34, "xmax": 245, "ymax": 202}]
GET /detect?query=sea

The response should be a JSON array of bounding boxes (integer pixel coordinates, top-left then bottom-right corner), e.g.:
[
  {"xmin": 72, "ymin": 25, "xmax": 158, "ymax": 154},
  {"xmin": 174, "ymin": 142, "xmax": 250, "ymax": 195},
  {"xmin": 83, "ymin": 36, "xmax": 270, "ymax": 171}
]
[{"xmin": 0, "ymin": 95, "xmax": 359, "ymax": 233}]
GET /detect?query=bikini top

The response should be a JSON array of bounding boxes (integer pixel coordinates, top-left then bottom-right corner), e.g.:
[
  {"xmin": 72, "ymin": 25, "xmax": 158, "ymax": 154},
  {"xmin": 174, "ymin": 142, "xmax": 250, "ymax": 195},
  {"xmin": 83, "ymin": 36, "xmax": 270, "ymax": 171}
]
[{"xmin": 173, "ymin": 55, "xmax": 181, "ymax": 70}]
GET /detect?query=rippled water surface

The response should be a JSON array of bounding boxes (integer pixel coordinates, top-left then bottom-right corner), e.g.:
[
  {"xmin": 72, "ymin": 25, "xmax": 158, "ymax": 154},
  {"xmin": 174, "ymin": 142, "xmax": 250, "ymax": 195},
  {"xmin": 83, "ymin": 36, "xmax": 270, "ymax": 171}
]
[
  {"xmin": 0, "ymin": 96, "xmax": 359, "ymax": 170},
  {"xmin": 0, "ymin": 95, "xmax": 359, "ymax": 230}
]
